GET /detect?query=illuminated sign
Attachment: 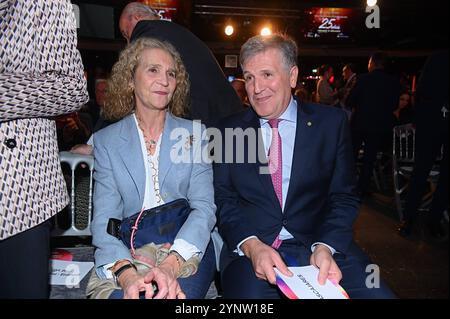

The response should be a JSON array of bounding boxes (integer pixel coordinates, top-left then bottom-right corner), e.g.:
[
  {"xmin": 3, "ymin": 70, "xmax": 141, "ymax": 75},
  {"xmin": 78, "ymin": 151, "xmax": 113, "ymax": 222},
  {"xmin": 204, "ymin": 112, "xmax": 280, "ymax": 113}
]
[
  {"xmin": 138, "ymin": 0, "xmax": 179, "ymax": 21},
  {"xmin": 304, "ymin": 7, "xmax": 354, "ymax": 40}
]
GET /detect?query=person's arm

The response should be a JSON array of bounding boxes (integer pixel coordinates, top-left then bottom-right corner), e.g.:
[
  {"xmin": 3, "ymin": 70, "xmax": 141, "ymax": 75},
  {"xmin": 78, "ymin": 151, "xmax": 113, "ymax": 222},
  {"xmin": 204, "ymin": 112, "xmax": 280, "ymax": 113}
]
[
  {"xmin": 90, "ymin": 134, "xmax": 133, "ymax": 274},
  {"xmin": 0, "ymin": 0, "xmax": 88, "ymax": 122},
  {"xmin": 169, "ymin": 239, "xmax": 200, "ymax": 264},
  {"xmin": 213, "ymin": 125, "xmax": 258, "ymax": 250},
  {"xmin": 313, "ymin": 111, "xmax": 360, "ymax": 255},
  {"xmin": 239, "ymin": 237, "xmax": 292, "ymax": 284},
  {"xmin": 0, "ymin": 72, "xmax": 88, "ymax": 121},
  {"xmin": 309, "ymin": 244, "xmax": 342, "ymax": 285},
  {"xmin": 174, "ymin": 123, "xmax": 216, "ymax": 257},
  {"xmin": 91, "ymin": 133, "xmax": 166, "ymax": 299},
  {"xmin": 305, "ymin": 112, "xmax": 359, "ymax": 285}
]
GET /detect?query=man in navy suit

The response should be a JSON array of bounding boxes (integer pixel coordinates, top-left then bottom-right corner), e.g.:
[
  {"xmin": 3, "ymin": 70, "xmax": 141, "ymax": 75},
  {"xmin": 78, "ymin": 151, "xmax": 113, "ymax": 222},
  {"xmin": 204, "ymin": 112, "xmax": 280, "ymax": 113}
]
[{"xmin": 213, "ymin": 34, "xmax": 395, "ymax": 299}]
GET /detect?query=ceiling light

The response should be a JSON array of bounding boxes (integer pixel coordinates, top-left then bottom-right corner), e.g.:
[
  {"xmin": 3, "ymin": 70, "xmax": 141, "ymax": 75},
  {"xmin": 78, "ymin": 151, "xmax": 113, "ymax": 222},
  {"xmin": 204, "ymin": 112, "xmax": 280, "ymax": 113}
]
[
  {"xmin": 225, "ymin": 25, "xmax": 234, "ymax": 36},
  {"xmin": 260, "ymin": 27, "xmax": 272, "ymax": 36}
]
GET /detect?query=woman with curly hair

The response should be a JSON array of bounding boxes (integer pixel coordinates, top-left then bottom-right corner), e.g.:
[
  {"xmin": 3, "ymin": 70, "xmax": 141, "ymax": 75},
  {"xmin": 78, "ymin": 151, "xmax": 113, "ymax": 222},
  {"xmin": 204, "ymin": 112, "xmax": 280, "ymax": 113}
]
[{"xmin": 88, "ymin": 38, "xmax": 218, "ymax": 299}]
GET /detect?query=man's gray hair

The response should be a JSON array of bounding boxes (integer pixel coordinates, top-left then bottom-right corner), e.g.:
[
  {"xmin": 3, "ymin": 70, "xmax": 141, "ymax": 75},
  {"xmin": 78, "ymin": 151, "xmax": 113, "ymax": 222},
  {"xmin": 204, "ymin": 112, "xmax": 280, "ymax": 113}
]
[
  {"xmin": 240, "ymin": 34, "xmax": 298, "ymax": 70},
  {"xmin": 122, "ymin": 2, "xmax": 159, "ymax": 19}
]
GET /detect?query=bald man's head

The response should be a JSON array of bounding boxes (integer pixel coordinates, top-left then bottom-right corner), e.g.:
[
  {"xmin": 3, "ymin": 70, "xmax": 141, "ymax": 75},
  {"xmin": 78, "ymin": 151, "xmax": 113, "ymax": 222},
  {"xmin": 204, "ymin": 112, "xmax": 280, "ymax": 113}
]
[{"xmin": 119, "ymin": 2, "xmax": 160, "ymax": 43}]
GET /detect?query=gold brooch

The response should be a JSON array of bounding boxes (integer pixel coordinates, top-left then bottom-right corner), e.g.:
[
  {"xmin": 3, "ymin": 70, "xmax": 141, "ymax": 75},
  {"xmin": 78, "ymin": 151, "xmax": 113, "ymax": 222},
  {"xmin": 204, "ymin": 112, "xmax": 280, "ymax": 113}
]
[{"xmin": 185, "ymin": 134, "xmax": 195, "ymax": 150}]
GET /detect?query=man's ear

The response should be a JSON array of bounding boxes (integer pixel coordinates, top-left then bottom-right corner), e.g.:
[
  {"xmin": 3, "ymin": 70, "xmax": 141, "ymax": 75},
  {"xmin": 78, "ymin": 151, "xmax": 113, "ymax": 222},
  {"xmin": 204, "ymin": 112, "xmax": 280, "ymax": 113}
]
[{"xmin": 290, "ymin": 66, "xmax": 299, "ymax": 88}]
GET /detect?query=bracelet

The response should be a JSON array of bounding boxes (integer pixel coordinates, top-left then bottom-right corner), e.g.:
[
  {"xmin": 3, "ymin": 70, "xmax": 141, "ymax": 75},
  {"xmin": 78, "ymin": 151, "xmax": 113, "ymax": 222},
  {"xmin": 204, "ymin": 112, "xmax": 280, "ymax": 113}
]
[
  {"xmin": 110, "ymin": 259, "xmax": 131, "ymax": 272},
  {"xmin": 169, "ymin": 251, "xmax": 185, "ymax": 268},
  {"xmin": 113, "ymin": 262, "xmax": 137, "ymax": 282}
]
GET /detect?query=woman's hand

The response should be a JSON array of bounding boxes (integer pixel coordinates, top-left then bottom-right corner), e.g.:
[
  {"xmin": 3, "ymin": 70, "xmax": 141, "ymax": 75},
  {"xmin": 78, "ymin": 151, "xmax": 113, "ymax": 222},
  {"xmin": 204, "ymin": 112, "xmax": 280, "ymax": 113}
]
[
  {"xmin": 143, "ymin": 254, "xmax": 186, "ymax": 299},
  {"xmin": 117, "ymin": 268, "xmax": 155, "ymax": 299}
]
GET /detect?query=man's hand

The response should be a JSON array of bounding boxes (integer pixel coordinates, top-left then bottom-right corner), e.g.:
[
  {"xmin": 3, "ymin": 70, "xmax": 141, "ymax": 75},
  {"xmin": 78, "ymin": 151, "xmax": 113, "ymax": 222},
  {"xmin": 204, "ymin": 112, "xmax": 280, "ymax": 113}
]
[
  {"xmin": 310, "ymin": 244, "xmax": 342, "ymax": 285},
  {"xmin": 241, "ymin": 238, "xmax": 292, "ymax": 284},
  {"xmin": 70, "ymin": 144, "xmax": 93, "ymax": 155}
]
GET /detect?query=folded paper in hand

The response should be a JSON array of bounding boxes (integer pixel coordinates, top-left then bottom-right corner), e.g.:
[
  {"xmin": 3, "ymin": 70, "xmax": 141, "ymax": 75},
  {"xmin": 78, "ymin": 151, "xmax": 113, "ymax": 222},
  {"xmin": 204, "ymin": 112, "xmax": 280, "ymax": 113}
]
[{"xmin": 275, "ymin": 265, "xmax": 349, "ymax": 299}]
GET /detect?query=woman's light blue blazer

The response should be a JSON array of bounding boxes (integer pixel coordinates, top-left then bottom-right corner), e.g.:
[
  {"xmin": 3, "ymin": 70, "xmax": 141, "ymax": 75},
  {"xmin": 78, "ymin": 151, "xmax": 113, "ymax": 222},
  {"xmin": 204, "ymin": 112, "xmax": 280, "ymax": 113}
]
[{"xmin": 91, "ymin": 113, "xmax": 221, "ymax": 273}]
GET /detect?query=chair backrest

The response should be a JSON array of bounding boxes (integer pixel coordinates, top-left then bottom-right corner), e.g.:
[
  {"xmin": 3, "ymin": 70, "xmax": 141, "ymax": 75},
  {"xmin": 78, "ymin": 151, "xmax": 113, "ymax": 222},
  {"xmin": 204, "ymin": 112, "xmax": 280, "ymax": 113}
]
[
  {"xmin": 393, "ymin": 124, "xmax": 415, "ymax": 164},
  {"xmin": 53, "ymin": 151, "xmax": 94, "ymax": 237}
]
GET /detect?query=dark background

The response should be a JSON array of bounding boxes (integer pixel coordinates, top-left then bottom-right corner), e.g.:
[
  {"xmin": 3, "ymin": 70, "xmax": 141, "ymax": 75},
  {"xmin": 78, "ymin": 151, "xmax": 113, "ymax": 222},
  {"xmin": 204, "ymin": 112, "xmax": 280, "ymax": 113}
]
[{"xmin": 72, "ymin": 0, "xmax": 449, "ymax": 96}]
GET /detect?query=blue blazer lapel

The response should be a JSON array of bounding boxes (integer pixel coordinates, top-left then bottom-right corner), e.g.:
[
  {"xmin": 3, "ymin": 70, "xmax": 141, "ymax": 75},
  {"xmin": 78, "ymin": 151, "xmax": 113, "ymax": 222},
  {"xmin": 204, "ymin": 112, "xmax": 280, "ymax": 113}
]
[
  {"xmin": 158, "ymin": 113, "xmax": 179, "ymax": 190},
  {"xmin": 284, "ymin": 101, "xmax": 316, "ymax": 211},
  {"xmin": 117, "ymin": 115, "xmax": 146, "ymax": 204}
]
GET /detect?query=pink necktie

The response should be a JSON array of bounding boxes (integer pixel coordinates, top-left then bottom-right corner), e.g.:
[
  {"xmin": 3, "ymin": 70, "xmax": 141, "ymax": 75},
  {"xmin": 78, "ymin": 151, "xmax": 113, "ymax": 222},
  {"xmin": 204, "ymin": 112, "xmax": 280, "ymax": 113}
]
[{"xmin": 268, "ymin": 119, "xmax": 283, "ymax": 249}]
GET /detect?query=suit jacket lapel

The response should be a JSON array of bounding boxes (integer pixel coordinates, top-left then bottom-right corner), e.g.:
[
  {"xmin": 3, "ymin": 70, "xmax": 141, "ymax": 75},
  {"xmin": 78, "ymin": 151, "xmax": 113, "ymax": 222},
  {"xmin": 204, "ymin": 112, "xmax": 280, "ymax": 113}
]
[
  {"xmin": 117, "ymin": 115, "xmax": 146, "ymax": 204},
  {"xmin": 243, "ymin": 109, "xmax": 281, "ymax": 211},
  {"xmin": 284, "ymin": 100, "xmax": 315, "ymax": 211}
]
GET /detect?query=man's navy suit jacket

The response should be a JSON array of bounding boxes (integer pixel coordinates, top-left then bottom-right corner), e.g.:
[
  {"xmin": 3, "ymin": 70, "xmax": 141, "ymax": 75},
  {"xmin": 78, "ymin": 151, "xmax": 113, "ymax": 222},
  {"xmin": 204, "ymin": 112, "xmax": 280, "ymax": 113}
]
[{"xmin": 213, "ymin": 100, "xmax": 360, "ymax": 267}]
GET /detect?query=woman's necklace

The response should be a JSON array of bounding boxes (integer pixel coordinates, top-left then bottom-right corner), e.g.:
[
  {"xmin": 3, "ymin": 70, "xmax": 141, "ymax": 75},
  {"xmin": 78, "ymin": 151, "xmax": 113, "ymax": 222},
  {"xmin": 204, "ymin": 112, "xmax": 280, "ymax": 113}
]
[{"xmin": 136, "ymin": 114, "xmax": 162, "ymax": 155}]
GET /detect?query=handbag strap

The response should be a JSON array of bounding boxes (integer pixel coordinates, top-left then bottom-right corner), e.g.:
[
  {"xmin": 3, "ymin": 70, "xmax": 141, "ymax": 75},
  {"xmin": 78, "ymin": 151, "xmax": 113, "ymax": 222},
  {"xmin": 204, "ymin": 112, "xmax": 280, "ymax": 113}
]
[
  {"xmin": 128, "ymin": 199, "xmax": 189, "ymax": 256},
  {"xmin": 130, "ymin": 206, "xmax": 147, "ymax": 258}
]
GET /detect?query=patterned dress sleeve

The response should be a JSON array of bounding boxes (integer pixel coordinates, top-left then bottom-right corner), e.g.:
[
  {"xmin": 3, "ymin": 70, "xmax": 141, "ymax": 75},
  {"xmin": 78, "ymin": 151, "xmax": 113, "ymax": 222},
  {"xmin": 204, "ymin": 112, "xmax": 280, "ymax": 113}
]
[{"xmin": 0, "ymin": 0, "xmax": 89, "ymax": 122}]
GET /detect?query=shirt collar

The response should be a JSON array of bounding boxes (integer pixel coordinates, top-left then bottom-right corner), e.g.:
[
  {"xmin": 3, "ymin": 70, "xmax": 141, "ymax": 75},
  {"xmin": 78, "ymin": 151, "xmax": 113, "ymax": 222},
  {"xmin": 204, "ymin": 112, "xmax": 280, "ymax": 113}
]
[{"xmin": 260, "ymin": 96, "xmax": 297, "ymax": 126}]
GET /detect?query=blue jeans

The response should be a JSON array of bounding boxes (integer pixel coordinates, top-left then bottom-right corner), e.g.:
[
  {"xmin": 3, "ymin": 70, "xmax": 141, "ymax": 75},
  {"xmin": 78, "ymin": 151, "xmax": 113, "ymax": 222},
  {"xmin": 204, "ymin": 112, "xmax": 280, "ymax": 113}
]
[{"xmin": 110, "ymin": 242, "xmax": 216, "ymax": 299}]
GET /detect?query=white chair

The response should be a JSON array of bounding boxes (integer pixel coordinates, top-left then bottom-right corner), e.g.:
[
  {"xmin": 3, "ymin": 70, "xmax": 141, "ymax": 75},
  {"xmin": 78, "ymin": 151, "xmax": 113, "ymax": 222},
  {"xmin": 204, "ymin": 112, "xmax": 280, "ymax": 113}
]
[
  {"xmin": 392, "ymin": 124, "xmax": 441, "ymax": 221},
  {"xmin": 53, "ymin": 152, "xmax": 94, "ymax": 236}
]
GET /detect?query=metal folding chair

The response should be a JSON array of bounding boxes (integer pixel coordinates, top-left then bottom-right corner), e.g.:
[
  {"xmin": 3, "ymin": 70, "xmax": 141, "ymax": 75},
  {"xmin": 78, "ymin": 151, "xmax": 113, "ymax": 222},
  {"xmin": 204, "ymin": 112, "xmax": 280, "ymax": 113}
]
[
  {"xmin": 356, "ymin": 148, "xmax": 389, "ymax": 192},
  {"xmin": 53, "ymin": 152, "xmax": 94, "ymax": 236},
  {"xmin": 392, "ymin": 124, "xmax": 441, "ymax": 221}
]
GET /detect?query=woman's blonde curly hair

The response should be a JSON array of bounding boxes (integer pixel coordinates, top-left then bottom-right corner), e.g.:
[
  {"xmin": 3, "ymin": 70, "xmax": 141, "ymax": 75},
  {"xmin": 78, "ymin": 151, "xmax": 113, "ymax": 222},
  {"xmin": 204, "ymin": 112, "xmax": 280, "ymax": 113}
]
[{"xmin": 103, "ymin": 37, "xmax": 190, "ymax": 121}]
